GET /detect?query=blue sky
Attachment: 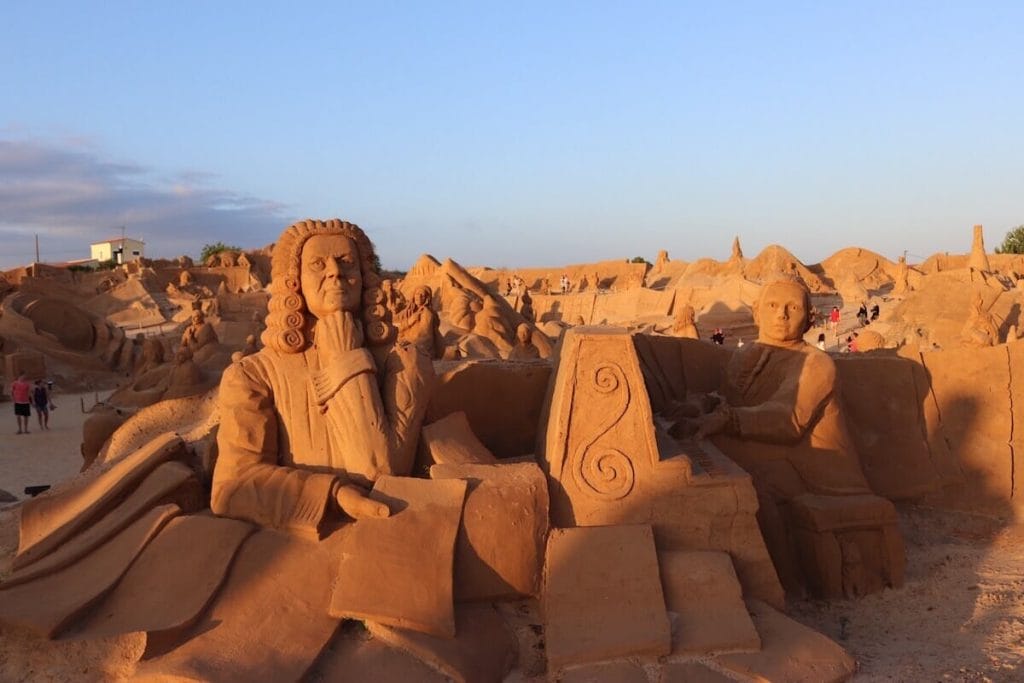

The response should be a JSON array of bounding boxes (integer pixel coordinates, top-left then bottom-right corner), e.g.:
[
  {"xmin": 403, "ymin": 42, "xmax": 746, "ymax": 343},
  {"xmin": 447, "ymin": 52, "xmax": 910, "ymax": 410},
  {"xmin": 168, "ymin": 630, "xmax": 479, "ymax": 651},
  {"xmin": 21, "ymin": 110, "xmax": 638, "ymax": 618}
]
[{"xmin": 2, "ymin": 2, "xmax": 1022, "ymax": 269}]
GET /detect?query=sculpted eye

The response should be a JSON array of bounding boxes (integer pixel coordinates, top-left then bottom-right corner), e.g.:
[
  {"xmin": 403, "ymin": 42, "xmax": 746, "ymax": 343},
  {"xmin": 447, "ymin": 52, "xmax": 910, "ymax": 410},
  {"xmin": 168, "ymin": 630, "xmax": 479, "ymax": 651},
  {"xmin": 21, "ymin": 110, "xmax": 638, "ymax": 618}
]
[{"xmin": 310, "ymin": 258, "xmax": 325, "ymax": 271}]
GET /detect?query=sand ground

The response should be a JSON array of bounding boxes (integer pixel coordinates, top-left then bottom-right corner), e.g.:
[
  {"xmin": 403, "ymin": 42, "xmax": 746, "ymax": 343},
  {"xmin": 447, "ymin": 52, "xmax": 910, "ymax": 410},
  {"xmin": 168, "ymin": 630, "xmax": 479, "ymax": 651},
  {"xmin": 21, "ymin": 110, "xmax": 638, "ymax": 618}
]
[
  {"xmin": 0, "ymin": 392, "xmax": 94, "ymax": 504},
  {"xmin": 0, "ymin": 413, "xmax": 1021, "ymax": 681}
]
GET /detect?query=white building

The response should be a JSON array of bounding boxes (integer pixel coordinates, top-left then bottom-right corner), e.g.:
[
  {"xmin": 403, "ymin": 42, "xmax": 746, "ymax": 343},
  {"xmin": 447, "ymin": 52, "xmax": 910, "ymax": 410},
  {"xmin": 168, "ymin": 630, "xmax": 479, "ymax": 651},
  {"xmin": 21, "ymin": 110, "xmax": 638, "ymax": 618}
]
[{"xmin": 90, "ymin": 237, "xmax": 145, "ymax": 264}]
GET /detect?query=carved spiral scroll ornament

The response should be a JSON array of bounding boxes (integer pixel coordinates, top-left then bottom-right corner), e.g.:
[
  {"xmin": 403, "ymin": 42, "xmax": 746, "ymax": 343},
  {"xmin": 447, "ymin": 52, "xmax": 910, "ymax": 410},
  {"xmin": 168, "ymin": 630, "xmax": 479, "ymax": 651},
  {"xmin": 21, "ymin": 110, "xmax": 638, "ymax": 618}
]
[{"xmin": 571, "ymin": 361, "xmax": 636, "ymax": 500}]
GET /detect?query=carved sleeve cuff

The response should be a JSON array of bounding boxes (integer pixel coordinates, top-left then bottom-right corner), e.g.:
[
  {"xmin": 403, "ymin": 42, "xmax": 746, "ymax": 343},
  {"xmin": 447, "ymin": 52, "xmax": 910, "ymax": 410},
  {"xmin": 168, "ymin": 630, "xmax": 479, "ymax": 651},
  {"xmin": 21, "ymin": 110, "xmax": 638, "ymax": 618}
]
[
  {"xmin": 723, "ymin": 404, "xmax": 743, "ymax": 437},
  {"xmin": 310, "ymin": 348, "xmax": 377, "ymax": 405},
  {"xmin": 288, "ymin": 472, "xmax": 339, "ymax": 540}
]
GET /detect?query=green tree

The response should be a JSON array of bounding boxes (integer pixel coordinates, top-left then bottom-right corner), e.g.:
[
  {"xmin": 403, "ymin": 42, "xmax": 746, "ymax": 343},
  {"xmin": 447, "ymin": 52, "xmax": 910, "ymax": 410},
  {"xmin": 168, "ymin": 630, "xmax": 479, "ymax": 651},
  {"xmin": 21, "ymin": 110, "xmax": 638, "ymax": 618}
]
[
  {"xmin": 996, "ymin": 226, "xmax": 1024, "ymax": 254},
  {"xmin": 200, "ymin": 241, "xmax": 243, "ymax": 263}
]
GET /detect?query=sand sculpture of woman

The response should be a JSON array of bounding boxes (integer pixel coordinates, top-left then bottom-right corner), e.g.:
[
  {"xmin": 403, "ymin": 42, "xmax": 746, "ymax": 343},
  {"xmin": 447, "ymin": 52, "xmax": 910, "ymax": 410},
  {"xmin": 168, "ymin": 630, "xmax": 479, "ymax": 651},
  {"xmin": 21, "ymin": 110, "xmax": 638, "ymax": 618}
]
[
  {"xmin": 212, "ymin": 219, "xmax": 435, "ymax": 531},
  {"xmin": 395, "ymin": 284, "xmax": 444, "ymax": 359}
]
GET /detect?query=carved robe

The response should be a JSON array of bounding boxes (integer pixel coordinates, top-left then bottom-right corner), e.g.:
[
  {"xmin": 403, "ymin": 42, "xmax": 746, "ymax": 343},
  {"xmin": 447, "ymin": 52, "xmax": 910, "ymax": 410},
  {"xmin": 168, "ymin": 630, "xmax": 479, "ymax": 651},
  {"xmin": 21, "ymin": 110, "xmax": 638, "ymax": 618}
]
[
  {"xmin": 713, "ymin": 341, "xmax": 870, "ymax": 498},
  {"xmin": 212, "ymin": 341, "xmax": 433, "ymax": 537}
]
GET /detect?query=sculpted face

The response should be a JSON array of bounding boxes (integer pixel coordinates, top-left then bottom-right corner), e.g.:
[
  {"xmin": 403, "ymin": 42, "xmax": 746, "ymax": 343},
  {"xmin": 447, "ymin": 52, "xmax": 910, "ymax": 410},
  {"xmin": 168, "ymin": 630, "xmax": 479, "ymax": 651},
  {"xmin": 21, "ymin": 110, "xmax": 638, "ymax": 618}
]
[
  {"xmin": 516, "ymin": 323, "xmax": 532, "ymax": 344},
  {"xmin": 757, "ymin": 281, "xmax": 809, "ymax": 344},
  {"xmin": 300, "ymin": 234, "xmax": 362, "ymax": 318}
]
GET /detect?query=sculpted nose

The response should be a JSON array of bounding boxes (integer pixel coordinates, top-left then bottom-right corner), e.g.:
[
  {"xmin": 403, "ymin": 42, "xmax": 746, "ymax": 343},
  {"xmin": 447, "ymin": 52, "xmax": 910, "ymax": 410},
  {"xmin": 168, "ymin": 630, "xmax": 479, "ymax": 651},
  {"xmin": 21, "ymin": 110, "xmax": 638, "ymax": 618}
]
[{"xmin": 324, "ymin": 258, "xmax": 341, "ymax": 277}]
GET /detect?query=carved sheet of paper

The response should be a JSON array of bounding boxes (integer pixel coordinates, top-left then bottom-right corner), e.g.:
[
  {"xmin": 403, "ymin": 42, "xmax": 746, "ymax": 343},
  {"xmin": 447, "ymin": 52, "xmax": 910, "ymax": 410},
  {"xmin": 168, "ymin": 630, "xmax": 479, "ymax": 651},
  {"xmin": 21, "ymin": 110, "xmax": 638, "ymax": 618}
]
[{"xmin": 329, "ymin": 475, "xmax": 467, "ymax": 638}]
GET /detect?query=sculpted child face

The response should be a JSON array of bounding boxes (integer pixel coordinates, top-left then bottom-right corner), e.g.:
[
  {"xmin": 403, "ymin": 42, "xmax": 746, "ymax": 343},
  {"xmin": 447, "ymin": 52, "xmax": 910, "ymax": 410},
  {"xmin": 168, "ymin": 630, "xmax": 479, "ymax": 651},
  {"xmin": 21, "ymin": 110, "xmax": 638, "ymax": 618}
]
[
  {"xmin": 756, "ymin": 281, "xmax": 809, "ymax": 344},
  {"xmin": 300, "ymin": 234, "xmax": 362, "ymax": 319}
]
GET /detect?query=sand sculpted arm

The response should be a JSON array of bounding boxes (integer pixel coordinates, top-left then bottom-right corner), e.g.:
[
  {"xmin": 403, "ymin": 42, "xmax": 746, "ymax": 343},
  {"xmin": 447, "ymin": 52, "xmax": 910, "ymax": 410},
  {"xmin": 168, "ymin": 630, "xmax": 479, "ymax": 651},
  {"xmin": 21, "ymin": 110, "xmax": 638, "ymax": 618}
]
[
  {"xmin": 729, "ymin": 353, "xmax": 834, "ymax": 444},
  {"xmin": 212, "ymin": 360, "xmax": 337, "ymax": 537},
  {"xmin": 312, "ymin": 313, "xmax": 435, "ymax": 485}
]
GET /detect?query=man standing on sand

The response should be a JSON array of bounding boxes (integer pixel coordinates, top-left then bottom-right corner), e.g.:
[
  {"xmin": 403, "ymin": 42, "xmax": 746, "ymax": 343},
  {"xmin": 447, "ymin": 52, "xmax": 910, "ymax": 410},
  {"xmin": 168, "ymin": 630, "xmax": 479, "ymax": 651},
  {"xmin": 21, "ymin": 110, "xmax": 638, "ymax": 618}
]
[{"xmin": 11, "ymin": 374, "xmax": 31, "ymax": 434}]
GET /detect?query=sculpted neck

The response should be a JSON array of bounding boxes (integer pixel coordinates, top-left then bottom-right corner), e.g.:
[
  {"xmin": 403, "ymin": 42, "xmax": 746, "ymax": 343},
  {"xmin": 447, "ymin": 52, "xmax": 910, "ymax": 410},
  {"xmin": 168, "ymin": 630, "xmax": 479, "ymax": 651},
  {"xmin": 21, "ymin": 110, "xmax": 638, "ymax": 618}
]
[{"xmin": 756, "ymin": 337, "xmax": 806, "ymax": 351}]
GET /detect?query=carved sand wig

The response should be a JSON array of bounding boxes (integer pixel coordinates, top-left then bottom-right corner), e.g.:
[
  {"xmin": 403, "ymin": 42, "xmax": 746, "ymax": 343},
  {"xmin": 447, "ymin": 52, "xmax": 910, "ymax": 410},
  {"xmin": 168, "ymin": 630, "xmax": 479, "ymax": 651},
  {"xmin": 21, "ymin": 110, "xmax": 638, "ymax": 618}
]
[{"xmin": 263, "ymin": 219, "xmax": 390, "ymax": 353}]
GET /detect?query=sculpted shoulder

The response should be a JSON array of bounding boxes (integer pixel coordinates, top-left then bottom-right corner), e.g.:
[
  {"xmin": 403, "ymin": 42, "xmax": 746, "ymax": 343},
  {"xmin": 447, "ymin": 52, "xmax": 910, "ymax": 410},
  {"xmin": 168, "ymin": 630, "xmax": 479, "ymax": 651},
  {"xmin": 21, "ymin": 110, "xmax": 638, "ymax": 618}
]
[{"xmin": 800, "ymin": 342, "xmax": 837, "ymax": 381}]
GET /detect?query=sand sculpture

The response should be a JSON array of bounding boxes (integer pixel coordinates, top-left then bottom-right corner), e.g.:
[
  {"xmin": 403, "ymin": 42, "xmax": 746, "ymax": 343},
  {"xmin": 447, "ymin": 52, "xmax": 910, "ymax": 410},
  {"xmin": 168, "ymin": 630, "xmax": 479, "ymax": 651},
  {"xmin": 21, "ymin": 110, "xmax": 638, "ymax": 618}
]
[
  {"xmin": 671, "ymin": 303, "xmax": 699, "ymax": 339},
  {"xmin": 439, "ymin": 275, "xmax": 478, "ymax": 334},
  {"xmin": 893, "ymin": 254, "xmax": 911, "ymax": 294},
  {"xmin": 968, "ymin": 224, "xmax": 991, "ymax": 272},
  {"xmin": 961, "ymin": 291, "xmax": 1000, "ymax": 348},
  {"xmin": 396, "ymin": 284, "xmax": 444, "ymax": 359},
  {"xmin": 653, "ymin": 249, "xmax": 669, "ymax": 273},
  {"xmin": 179, "ymin": 308, "xmax": 219, "ymax": 358},
  {"xmin": 519, "ymin": 289, "xmax": 535, "ymax": 321},
  {"xmin": 1, "ymin": 222, "xmax": 863, "ymax": 682},
  {"xmin": 438, "ymin": 259, "xmax": 553, "ymax": 360},
  {"xmin": 667, "ymin": 280, "xmax": 904, "ymax": 596},
  {"xmin": 508, "ymin": 323, "xmax": 541, "ymax": 360},
  {"xmin": 24, "ymin": 220, "xmax": 1024, "ymax": 678}
]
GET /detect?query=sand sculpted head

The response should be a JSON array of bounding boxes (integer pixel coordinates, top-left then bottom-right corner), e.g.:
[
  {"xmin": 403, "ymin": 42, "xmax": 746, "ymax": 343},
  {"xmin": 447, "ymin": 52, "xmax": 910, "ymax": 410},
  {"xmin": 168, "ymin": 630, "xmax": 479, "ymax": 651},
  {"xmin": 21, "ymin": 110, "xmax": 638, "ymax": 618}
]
[
  {"xmin": 753, "ymin": 279, "xmax": 811, "ymax": 345},
  {"xmin": 262, "ymin": 219, "xmax": 389, "ymax": 353},
  {"xmin": 412, "ymin": 285, "xmax": 432, "ymax": 308}
]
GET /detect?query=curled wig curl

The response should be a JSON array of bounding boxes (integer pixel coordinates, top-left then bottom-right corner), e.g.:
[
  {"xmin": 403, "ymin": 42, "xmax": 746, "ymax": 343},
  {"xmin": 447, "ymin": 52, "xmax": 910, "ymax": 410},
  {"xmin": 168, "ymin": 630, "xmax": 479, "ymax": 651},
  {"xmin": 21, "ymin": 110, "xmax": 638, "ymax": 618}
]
[{"xmin": 263, "ymin": 219, "xmax": 394, "ymax": 353}]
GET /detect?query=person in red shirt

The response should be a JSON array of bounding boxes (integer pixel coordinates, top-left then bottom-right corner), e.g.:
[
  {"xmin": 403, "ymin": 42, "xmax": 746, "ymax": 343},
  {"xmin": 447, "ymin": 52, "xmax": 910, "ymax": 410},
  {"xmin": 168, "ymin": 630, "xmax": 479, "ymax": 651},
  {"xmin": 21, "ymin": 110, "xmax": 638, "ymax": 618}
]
[
  {"xmin": 828, "ymin": 306, "xmax": 841, "ymax": 337},
  {"xmin": 10, "ymin": 374, "xmax": 32, "ymax": 434}
]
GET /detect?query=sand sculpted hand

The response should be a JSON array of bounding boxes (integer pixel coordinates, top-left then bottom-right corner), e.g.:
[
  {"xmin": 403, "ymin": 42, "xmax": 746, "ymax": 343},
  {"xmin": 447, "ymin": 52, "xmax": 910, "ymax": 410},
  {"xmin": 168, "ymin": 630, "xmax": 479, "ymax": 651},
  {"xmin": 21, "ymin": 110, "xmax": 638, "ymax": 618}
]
[
  {"xmin": 311, "ymin": 311, "xmax": 373, "ymax": 406},
  {"xmin": 695, "ymin": 405, "xmax": 731, "ymax": 439},
  {"xmin": 335, "ymin": 482, "xmax": 389, "ymax": 520}
]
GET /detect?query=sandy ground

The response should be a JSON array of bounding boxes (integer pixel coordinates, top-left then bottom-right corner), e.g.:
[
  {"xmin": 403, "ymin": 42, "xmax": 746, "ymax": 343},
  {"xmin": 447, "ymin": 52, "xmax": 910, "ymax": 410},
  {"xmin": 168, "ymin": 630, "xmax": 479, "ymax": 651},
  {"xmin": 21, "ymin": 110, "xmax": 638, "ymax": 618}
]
[
  {"xmin": 0, "ymin": 392, "xmax": 94, "ymax": 505},
  {"xmin": 792, "ymin": 506, "xmax": 1024, "ymax": 682},
  {"xmin": 0, "ymin": 416, "xmax": 1021, "ymax": 680}
]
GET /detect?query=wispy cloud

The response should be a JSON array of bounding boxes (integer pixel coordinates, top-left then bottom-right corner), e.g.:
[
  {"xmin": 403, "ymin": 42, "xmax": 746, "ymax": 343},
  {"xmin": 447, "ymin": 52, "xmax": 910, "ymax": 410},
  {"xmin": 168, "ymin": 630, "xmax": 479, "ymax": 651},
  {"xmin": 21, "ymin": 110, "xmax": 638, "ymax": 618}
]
[{"xmin": 0, "ymin": 137, "xmax": 289, "ymax": 267}]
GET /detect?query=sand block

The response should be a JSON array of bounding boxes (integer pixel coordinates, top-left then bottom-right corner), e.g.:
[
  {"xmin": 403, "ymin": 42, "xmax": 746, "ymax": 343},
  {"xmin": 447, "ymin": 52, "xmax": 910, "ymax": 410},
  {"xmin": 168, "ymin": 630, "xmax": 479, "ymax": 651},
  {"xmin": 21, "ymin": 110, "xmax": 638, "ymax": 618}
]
[
  {"xmin": 430, "ymin": 461, "xmax": 549, "ymax": 600},
  {"xmin": 367, "ymin": 603, "xmax": 517, "ymax": 683},
  {"xmin": 658, "ymin": 661, "xmax": 736, "ymax": 682},
  {"xmin": 308, "ymin": 630, "xmax": 447, "ymax": 682},
  {"xmin": 330, "ymin": 475, "xmax": 467, "ymax": 637},
  {"xmin": 715, "ymin": 600, "xmax": 856, "ymax": 682},
  {"xmin": 69, "ymin": 513, "xmax": 254, "ymax": 640},
  {"xmin": 135, "ymin": 528, "xmax": 341, "ymax": 682},
  {"xmin": 544, "ymin": 525, "xmax": 671, "ymax": 670},
  {"xmin": 4, "ymin": 461, "xmax": 199, "ymax": 586},
  {"xmin": 0, "ymin": 504, "xmax": 180, "ymax": 638},
  {"xmin": 15, "ymin": 432, "xmax": 188, "ymax": 568},
  {"xmin": 658, "ymin": 550, "xmax": 760, "ymax": 654},
  {"xmin": 422, "ymin": 411, "xmax": 499, "ymax": 465},
  {"xmin": 558, "ymin": 660, "xmax": 650, "ymax": 682}
]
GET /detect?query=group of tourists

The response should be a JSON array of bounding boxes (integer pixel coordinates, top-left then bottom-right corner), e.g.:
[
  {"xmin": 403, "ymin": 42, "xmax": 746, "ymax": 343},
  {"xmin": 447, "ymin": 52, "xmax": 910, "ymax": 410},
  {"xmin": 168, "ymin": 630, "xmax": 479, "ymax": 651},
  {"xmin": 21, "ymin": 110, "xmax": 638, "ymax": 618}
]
[{"xmin": 9, "ymin": 375, "xmax": 55, "ymax": 434}]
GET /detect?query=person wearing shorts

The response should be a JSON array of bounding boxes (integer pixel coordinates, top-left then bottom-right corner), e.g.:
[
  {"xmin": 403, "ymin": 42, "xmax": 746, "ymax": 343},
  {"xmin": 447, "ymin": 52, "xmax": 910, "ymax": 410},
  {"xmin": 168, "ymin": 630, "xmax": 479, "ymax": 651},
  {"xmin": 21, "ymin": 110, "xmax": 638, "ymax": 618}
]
[{"xmin": 11, "ymin": 374, "xmax": 31, "ymax": 434}]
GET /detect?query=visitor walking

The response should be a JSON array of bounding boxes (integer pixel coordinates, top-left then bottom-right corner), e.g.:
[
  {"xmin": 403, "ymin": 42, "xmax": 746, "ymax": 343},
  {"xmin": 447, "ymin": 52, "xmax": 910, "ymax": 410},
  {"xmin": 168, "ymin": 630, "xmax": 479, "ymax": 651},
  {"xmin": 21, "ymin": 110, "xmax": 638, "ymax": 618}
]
[
  {"xmin": 11, "ymin": 374, "xmax": 31, "ymax": 434},
  {"xmin": 32, "ymin": 379, "xmax": 52, "ymax": 431},
  {"xmin": 829, "ymin": 306, "xmax": 840, "ymax": 336}
]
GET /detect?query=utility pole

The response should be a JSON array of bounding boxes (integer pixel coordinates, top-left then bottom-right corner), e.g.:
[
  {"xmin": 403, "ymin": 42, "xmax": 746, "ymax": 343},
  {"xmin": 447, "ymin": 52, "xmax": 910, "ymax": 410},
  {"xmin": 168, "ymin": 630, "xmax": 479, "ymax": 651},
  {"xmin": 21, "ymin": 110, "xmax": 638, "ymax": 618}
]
[{"xmin": 35, "ymin": 234, "xmax": 40, "ymax": 264}]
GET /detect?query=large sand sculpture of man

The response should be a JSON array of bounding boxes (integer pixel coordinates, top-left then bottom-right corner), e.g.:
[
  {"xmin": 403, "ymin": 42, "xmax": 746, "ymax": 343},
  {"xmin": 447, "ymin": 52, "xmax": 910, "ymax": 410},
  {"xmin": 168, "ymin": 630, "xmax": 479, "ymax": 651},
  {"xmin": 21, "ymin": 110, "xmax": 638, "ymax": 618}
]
[
  {"xmin": 212, "ymin": 218, "xmax": 434, "ymax": 534},
  {"xmin": 673, "ymin": 278, "xmax": 873, "ymax": 587}
]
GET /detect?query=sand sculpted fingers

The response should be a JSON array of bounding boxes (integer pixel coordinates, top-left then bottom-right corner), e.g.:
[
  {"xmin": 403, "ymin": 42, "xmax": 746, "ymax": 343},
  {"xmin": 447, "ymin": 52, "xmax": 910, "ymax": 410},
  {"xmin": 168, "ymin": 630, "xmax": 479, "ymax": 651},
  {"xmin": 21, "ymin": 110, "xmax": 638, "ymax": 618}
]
[{"xmin": 335, "ymin": 483, "xmax": 390, "ymax": 520}]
